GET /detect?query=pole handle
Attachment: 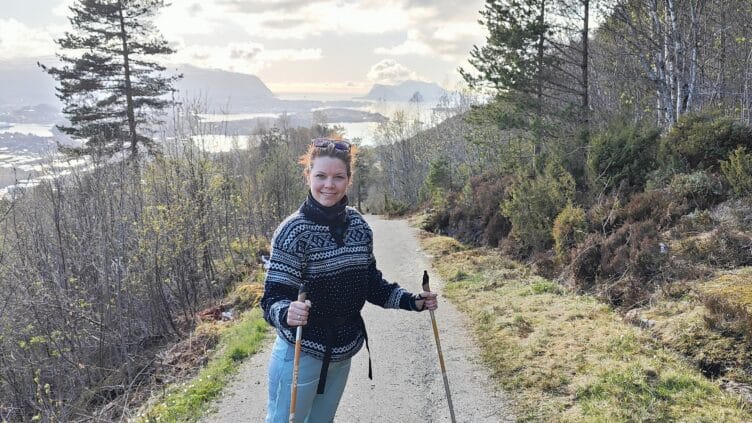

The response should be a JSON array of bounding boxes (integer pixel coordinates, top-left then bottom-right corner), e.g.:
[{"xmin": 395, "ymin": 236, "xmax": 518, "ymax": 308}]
[{"xmin": 422, "ymin": 270, "xmax": 430, "ymax": 292}]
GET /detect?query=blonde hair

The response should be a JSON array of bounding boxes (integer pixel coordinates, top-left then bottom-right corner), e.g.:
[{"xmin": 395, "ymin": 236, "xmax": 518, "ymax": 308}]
[{"xmin": 299, "ymin": 140, "xmax": 358, "ymax": 178}]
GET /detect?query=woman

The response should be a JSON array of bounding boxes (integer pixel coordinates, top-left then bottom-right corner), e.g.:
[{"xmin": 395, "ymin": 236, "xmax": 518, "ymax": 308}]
[{"xmin": 260, "ymin": 137, "xmax": 438, "ymax": 422}]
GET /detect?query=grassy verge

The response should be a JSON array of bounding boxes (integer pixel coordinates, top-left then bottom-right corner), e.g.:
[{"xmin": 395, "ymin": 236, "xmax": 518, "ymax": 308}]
[
  {"xmin": 639, "ymin": 268, "xmax": 752, "ymax": 386},
  {"xmin": 136, "ymin": 308, "xmax": 269, "ymax": 423},
  {"xmin": 419, "ymin": 232, "xmax": 752, "ymax": 422}
]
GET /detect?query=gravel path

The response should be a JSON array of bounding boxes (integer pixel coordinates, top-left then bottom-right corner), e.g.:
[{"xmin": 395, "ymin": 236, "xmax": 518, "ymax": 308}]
[{"xmin": 200, "ymin": 215, "xmax": 514, "ymax": 422}]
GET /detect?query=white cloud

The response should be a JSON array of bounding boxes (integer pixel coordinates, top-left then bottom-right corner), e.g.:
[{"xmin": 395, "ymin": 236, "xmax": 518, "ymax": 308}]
[
  {"xmin": 374, "ymin": 25, "xmax": 479, "ymax": 62},
  {"xmin": 308, "ymin": 2, "xmax": 415, "ymax": 34},
  {"xmin": 52, "ymin": 0, "xmax": 75, "ymax": 17},
  {"xmin": 191, "ymin": 0, "xmax": 436, "ymax": 40},
  {"xmin": 375, "ymin": 30, "xmax": 434, "ymax": 57},
  {"xmin": 366, "ymin": 59, "xmax": 419, "ymax": 85},
  {"xmin": 433, "ymin": 22, "xmax": 484, "ymax": 43},
  {"xmin": 169, "ymin": 42, "xmax": 322, "ymax": 75},
  {"xmin": 156, "ymin": 1, "xmax": 227, "ymax": 38},
  {"xmin": 258, "ymin": 48, "xmax": 322, "ymax": 62},
  {"xmin": 4, "ymin": 0, "xmax": 487, "ymax": 91},
  {"xmin": 0, "ymin": 19, "xmax": 59, "ymax": 59}
]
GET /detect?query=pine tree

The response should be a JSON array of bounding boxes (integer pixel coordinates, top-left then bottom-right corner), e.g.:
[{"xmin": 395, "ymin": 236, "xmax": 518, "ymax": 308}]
[
  {"xmin": 461, "ymin": 0, "xmax": 552, "ymax": 116},
  {"xmin": 39, "ymin": 0, "xmax": 180, "ymax": 158},
  {"xmin": 461, "ymin": 0, "xmax": 593, "ymax": 175}
]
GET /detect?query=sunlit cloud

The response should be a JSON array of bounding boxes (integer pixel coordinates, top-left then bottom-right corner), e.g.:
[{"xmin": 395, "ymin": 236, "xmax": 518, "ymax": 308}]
[
  {"xmin": 433, "ymin": 22, "xmax": 483, "ymax": 43},
  {"xmin": 366, "ymin": 59, "xmax": 419, "ymax": 85},
  {"xmin": 375, "ymin": 22, "xmax": 485, "ymax": 62},
  {"xmin": 258, "ymin": 48, "xmax": 322, "ymax": 62},
  {"xmin": 375, "ymin": 30, "xmax": 434, "ymax": 57},
  {"xmin": 2, "ymin": 0, "xmax": 487, "ymax": 93},
  {"xmin": 156, "ymin": 1, "xmax": 227, "ymax": 38},
  {"xmin": 169, "ymin": 42, "xmax": 322, "ymax": 75},
  {"xmin": 52, "ymin": 0, "xmax": 75, "ymax": 17},
  {"xmin": 0, "ymin": 19, "xmax": 60, "ymax": 59},
  {"xmin": 209, "ymin": 0, "xmax": 435, "ymax": 39},
  {"xmin": 218, "ymin": 0, "xmax": 324, "ymax": 14}
]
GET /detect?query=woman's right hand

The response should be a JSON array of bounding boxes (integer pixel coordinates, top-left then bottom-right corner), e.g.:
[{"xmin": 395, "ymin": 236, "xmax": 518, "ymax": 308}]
[{"xmin": 287, "ymin": 300, "xmax": 310, "ymax": 327}]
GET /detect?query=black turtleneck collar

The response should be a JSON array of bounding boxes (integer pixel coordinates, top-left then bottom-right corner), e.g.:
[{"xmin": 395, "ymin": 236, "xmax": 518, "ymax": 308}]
[{"xmin": 300, "ymin": 191, "xmax": 350, "ymax": 246}]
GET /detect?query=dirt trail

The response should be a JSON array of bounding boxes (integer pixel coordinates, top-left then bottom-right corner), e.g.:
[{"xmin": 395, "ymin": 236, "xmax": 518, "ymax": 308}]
[{"xmin": 200, "ymin": 215, "xmax": 514, "ymax": 422}]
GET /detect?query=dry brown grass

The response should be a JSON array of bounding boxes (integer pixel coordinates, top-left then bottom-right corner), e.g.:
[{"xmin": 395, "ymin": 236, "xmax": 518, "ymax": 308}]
[
  {"xmin": 420, "ymin": 232, "xmax": 752, "ymax": 422},
  {"xmin": 699, "ymin": 268, "xmax": 752, "ymax": 341}
]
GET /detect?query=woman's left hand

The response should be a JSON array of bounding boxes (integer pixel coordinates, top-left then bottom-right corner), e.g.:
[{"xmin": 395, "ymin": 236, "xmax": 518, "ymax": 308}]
[{"xmin": 415, "ymin": 291, "xmax": 438, "ymax": 311}]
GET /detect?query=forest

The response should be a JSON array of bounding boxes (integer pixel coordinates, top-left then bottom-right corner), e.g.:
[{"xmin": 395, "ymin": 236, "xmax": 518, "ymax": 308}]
[{"xmin": 2, "ymin": 0, "xmax": 752, "ymax": 421}]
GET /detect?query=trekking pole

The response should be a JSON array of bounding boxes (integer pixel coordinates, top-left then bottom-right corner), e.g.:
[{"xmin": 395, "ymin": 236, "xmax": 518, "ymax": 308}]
[
  {"xmin": 422, "ymin": 270, "xmax": 456, "ymax": 423},
  {"xmin": 289, "ymin": 286, "xmax": 307, "ymax": 423}
]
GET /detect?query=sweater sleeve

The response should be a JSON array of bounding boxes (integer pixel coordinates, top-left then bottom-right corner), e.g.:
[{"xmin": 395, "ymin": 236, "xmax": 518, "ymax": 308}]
[{"xmin": 260, "ymin": 220, "xmax": 305, "ymax": 330}]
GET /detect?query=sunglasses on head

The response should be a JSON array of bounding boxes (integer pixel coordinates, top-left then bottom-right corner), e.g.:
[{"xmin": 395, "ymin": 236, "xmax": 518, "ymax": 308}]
[{"xmin": 312, "ymin": 138, "xmax": 351, "ymax": 152}]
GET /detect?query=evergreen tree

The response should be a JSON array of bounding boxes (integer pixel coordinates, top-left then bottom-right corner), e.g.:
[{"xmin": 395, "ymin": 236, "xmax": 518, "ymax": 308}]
[
  {"xmin": 351, "ymin": 139, "xmax": 374, "ymax": 211},
  {"xmin": 461, "ymin": 0, "xmax": 554, "ymax": 172},
  {"xmin": 39, "ymin": 0, "xmax": 180, "ymax": 158},
  {"xmin": 462, "ymin": 0, "xmax": 594, "ymax": 176},
  {"xmin": 461, "ymin": 0, "xmax": 552, "ymax": 117}
]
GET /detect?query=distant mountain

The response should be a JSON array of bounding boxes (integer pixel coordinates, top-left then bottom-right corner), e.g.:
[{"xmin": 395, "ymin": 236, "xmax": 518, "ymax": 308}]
[
  {"xmin": 0, "ymin": 60, "xmax": 377, "ymax": 116},
  {"xmin": 0, "ymin": 61, "xmax": 278, "ymax": 113},
  {"xmin": 174, "ymin": 64, "xmax": 276, "ymax": 111},
  {"xmin": 362, "ymin": 80, "xmax": 447, "ymax": 102}
]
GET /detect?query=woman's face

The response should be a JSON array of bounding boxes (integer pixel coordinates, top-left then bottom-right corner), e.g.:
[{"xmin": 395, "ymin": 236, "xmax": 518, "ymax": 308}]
[{"xmin": 308, "ymin": 156, "xmax": 350, "ymax": 207}]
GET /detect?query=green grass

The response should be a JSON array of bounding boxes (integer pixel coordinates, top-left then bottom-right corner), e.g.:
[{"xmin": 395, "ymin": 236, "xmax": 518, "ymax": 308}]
[
  {"xmin": 137, "ymin": 308, "xmax": 269, "ymax": 423},
  {"xmin": 420, "ymin": 233, "xmax": 752, "ymax": 422}
]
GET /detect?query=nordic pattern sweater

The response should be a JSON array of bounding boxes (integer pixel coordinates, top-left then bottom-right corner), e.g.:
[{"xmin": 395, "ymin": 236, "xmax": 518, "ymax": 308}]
[{"xmin": 260, "ymin": 207, "xmax": 418, "ymax": 362}]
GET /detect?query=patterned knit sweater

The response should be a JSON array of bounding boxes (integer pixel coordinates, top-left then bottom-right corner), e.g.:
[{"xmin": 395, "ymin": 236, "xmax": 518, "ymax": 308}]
[{"xmin": 260, "ymin": 201, "xmax": 419, "ymax": 362}]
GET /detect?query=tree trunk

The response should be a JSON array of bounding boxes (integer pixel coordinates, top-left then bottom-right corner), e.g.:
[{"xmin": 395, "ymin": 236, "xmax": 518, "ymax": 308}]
[
  {"xmin": 581, "ymin": 0, "xmax": 590, "ymax": 128},
  {"xmin": 648, "ymin": 0, "xmax": 673, "ymax": 125},
  {"xmin": 534, "ymin": 0, "xmax": 546, "ymax": 169},
  {"xmin": 117, "ymin": 1, "xmax": 139, "ymax": 158},
  {"xmin": 685, "ymin": 0, "xmax": 704, "ymax": 112}
]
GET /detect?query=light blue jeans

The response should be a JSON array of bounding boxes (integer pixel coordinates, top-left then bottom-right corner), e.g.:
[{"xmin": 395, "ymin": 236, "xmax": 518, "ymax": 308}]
[{"xmin": 266, "ymin": 335, "xmax": 352, "ymax": 423}]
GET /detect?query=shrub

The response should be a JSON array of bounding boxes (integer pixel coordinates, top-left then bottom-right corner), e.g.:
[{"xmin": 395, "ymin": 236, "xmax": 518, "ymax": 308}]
[
  {"xmin": 674, "ymin": 227, "xmax": 752, "ymax": 268},
  {"xmin": 667, "ymin": 171, "xmax": 725, "ymax": 210},
  {"xmin": 229, "ymin": 236, "xmax": 270, "ymax": 264},
  {"xmin": 229, "ymin": 282, "xmax": 265, "ymax": 311},
  {"xmin": 501, "ymin": 163, "xmax": 575, "ymax": 257},
  {"xmin": 552, "ymin": 203, "xmax": 587, "ymax": 262},
  {"xmin": 423, "ymin": 171, "xmax": 512, "ymax": 247},
  {"xmin": 612, "ymin": 189, "xmax": 691, "ymax": 229},
  {"xmin": 659, "ymin": 113, "xmax": 752, "ymax": 171},
  {"xmin": 720, "ymin": 146, "xmax": 752, "ymax": 198},
  {"xmin": 423, "ymin": 207, "xmax": 450, "ymax": 233},
  {"xmin": 711, "ymin": 198, "xmax": 752, "ymax": 233},
  {"xmin": 672, "ymin": 210, "xmax": 715, "ymax": 237},
  {"xmin": 384, "ymin": 197, "xmax": 409, "ymax": 216},
  {"xmin": 587, "ymin": 121, "xmax": 661, "ymax": 192},
  {"xmin": 598, "ymin": 221, "xmax": 668, "ymax": 307},
  {"xmin": 569, "ymin": 233, "xmax": 603, "ymax": 291},
  {"xmin": 424, "ymin": 156, "xmax": 453, "ymax": 194},
  {"xmin": 601, "ymin": 221, "xmax": 664, "ymax": 279},
  {"xmin": 569, "ymin": 228, "xmax": 671, "ymax": 308},
  {"xmin": 587, "ymin": 194, "xmax": 622, "ymax": 234},
  {"xmin": 530, "ymin": 251, "xmax": 559, "ymax": 279}
]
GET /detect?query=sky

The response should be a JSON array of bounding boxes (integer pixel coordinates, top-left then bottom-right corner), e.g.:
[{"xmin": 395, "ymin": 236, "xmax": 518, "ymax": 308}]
[{"xmin": 0, "ymin": 0, "xmax": 488, "ymax": 95}]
